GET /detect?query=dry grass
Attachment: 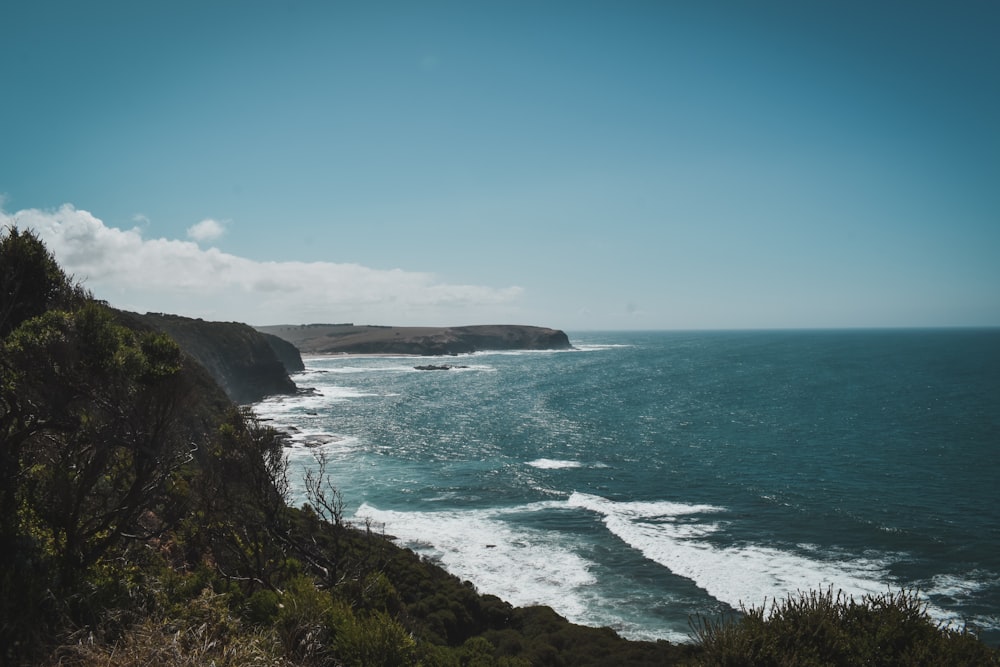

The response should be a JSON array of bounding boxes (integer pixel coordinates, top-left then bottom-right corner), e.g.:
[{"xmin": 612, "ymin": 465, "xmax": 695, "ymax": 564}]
[{"xmin": 40, "ymin": 589, "xmax": 296, "ymax": 667}]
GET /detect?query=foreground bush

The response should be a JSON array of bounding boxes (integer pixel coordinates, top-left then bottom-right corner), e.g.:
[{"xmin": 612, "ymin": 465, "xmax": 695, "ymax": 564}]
[{"xmin": 691, "ymin": 587, "xmax": 998, "ymax": 666}]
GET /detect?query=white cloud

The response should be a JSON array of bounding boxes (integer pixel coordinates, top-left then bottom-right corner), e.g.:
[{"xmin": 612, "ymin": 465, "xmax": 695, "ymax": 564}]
[
  {"xmin": 3, "ymin": 204, "xmax": 523, "ymax": 325},
  {"xmin": 187, "ymin": 218, "xmax": 226, "ymax": 242}
]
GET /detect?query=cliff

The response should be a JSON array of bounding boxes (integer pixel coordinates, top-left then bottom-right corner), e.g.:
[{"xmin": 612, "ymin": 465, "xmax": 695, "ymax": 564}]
[
  {"xmin": 256, "ymin": 323, "xmax": 573, "ymax": 356},
  {"xmin": 260, "ymin": 331, "xmax": 306, "ymax": 373},
  {"xmin": 137, "ymin": 312, "xmax": 301, "ymax": 404}
]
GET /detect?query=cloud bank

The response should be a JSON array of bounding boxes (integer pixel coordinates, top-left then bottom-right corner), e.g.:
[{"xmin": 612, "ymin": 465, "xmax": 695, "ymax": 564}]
[{"xmin": 3, "ymin": 204, "xmax": 523, "ymax": 325}]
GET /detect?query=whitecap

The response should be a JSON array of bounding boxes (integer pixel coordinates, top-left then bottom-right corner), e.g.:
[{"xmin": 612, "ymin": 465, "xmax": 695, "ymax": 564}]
[
  {"xmin": 920, "ymin": 571, "xmax": 1000, "ymax": 632},
  {"xmin": 282, "ymin": 432, "xmax": 363, "ymax": 458},
  {"xmin": 526, "ymin": 458, "xmax": 583, "ymax": 470},
  {"xmin": 567, "ymin": 492, "xmax": 900, "ymax": 615},
  {"xmin": 571, "ymin": 343, "xmax": 634, "ymax": 352},
  {"xmin": 354, "ymin": 502, "xmax": 597, "ymax": 621}
]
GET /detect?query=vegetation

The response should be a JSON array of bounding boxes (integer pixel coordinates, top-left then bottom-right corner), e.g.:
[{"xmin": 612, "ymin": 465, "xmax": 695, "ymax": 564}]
[
  {"xmin": 1, "ymin": 226, "xmax": 997, "ymax": 665},
  {"xmin": 137, "ymin": 312, "xmax": 298, "ymax": 403},
  {"xmin": 691, "ymin": 587, "xmax": 997, "ymax": 666}
]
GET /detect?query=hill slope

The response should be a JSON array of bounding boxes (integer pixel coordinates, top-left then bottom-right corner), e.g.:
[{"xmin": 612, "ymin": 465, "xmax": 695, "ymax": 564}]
[
  {"xmin": 257, "ymin": 323, "xmax": 572, "ymax": 356},
  {"xmin": 138, "ymin": 312, "xmax": 301, "ymax": 403}
]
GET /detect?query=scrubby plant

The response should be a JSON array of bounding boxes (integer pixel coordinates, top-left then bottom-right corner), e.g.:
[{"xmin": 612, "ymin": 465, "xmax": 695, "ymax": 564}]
[
  {"xmin": 40, "ymin": 587, "xmax": 294, "ymax": 667},
  {"xmin": 273, "ymin": 574, "xmax": 341, "ymax": 663},
  {"xmin": 690, "ymin": 587, "xmax": 999, "ymax": 666},
  {"xmin": 333, "ymin": 608, "xmax": 418, "ymax": 667}
]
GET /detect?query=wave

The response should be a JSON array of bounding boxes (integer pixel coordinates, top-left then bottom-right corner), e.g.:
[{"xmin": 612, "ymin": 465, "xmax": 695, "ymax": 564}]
[
  {"xmin": 256, "ymin": 386, "xmax": 375, "ymax": 414},
  {"xmin": 323, "ymin": 364, "xmax": 420, "ymax": 374},
  {"xmin": 526, "ymin": 458, "xmax": 584, "ymax": 470},
  {"xmin": 564, "ymin": 492, "xmax": 980, "ymax": 630},
  {"xmin": 921, "ymin": 571, "xmax": 1000, "ymax": 634},
  {"xmin": 355, "ymin": 502, "xmax": 597, "ymax": 618},
  {"xmin": 336, "ymin": 488, "xmax": 992, "ymax": 643},
  {"xmin": 355, "ymin": 500, "xmax": 700, "ymax": 643},
  {"xmin": 571, "ymin": 343, "xmax": 635, "ymax": 352},
  {"xmin": 281, "ymin": 430, "xmax": 361, "ymax": 453},
  {"xmin": 568, "ymin": 491, "xmax": 892, "ymax": 606}
]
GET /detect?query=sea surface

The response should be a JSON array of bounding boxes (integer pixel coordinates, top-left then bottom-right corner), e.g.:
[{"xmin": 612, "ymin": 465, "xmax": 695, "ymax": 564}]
[{"xmin": 254, "ymin": 329, "xmax": 1000, "ymax": 644}]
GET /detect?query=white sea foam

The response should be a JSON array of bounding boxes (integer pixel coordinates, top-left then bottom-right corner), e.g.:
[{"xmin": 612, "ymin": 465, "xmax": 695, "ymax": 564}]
[
  {"xmin": 567, "ymin": 492, "xmax": 895, "ymax": 614},
  {"xmin": 445, "ymin": 364, "xmax": 496, "ymax": 372},
  {"xmin": 282, "ymin": 430, "xmax": 362, "ymax": 453},
  {"xmin": 926, "ymin": 571, "xmax": 994, "ymax": 598},
  {"xmin": 919, "ymin": 571, "xmax": 1000, "ymax": 632},
  {"xmin": 526, "ymin": 458, "xmax": 583, "ymax": 469},
  {"xmin": 355, "ymin": 502, "xmax": 599, "ymax": 621},
  {"xmin": 255, "ymin": 386, "xmax": 374, "ymax": 418},
  {"xmin": 571, "ymin": 343, "xmax": 634, "ymax": 352},
  {"xmin": 324, "ymin": 364, "xmax": 417, "ymax": 374}
]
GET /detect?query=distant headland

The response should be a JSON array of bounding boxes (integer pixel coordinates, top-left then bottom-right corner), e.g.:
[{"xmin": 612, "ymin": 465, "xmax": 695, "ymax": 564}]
[{"xmin": 256, "ymin": 323, "xmax": 573, "ymax": 356}]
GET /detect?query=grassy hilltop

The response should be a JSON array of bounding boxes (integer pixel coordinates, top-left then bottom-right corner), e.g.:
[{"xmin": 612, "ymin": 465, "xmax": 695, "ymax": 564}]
[
  {"xmin": 257, "ymin": 323, "xmax": 573, "ymax": 356},
  {"xmin": 1, "ymin": 227, "xmax": 996, "ymax": 666}
]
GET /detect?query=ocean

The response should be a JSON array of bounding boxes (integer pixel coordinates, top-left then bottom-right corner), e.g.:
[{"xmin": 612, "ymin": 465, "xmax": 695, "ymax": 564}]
[{"xmin": 254, "ymin": 329, "xmax": 1000, "ymax": 645}]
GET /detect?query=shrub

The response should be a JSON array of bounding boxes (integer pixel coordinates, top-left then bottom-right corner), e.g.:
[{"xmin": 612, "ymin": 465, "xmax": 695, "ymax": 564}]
[
  {"xmin": 691, "ymin": 587, "xmax": 1000, "ymax": 666},
  {"xmin": 274, "ymin": 575, "xmax": 340, "ymax": 663},
  {"xmin": 333, "ymin": 608, "xmax": 418, "ymax": 667}
]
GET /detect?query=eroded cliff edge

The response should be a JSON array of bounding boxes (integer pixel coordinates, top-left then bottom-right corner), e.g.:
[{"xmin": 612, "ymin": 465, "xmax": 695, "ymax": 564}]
[
  {"xmin": 256, "ymin": 323, "xmax": 573, "ymax": 356},
  {"xmin": 136, "ymin": 312, "xmax": 302, "ymax": 404}
]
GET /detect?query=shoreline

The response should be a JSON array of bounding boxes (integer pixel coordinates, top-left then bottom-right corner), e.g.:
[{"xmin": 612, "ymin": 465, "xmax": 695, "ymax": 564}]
[{"xmin": 300, "ymin": 352, "xmax": 427, "ymax": 360}]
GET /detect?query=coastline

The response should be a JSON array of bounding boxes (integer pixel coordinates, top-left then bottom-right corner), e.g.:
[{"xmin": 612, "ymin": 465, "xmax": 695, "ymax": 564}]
[
  {"xmin": 300, "ymin": 352, "xmax": 425, "ymax": 360},
  {"xmin": 257, "ymin": 323, "xmax": 573, "ymax": 356}
]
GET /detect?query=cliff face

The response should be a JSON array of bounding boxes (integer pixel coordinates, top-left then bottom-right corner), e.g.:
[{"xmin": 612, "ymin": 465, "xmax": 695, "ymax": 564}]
[
  {"xmin": 261, "ymin": 332, "xmax": 306, "ymax": 373},
  {"xmin": 137, "ymin": 313, "xmax": 301, "ymax": 404},
  {"xmin": 257, "ymin": 323, "xmax": 573, "ymax": 356}
]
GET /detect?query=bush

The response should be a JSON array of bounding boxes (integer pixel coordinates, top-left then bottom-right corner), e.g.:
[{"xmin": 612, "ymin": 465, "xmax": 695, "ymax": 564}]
[
  {"xmin": 274, "ymin": 575, "xmax": 341, "ymax": 663},
  {"xmin": 334, "ymin": 608, "xmax": 418, "ymax": 667},
  {"xmin": 691, "ymin": 587, "xmax": 1000, "ymax": 666}
]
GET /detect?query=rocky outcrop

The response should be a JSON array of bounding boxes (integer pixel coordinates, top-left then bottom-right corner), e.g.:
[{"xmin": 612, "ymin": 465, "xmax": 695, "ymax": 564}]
[
  {"xmin": 138, "ymin": 313, "xmax": 301, "ymax": 404},
  {"xmin": 257, "ymin": 323, "xmax": 573, "ymax": 356}
]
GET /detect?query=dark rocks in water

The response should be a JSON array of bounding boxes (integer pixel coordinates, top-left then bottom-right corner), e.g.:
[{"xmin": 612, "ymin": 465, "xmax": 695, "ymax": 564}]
[
  {"xmin": 257, "ymin": 323, "xmax": 573, "ymax": 356},
  {"xmin": 414, "ymin": 364, "xmax": 469, "ymax": 371}
]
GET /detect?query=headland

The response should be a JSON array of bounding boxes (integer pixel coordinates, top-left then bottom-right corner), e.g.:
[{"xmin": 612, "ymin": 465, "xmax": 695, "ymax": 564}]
[{"xmin": 256, "ymin": 323, "xmax": 573, "ymax": 356}]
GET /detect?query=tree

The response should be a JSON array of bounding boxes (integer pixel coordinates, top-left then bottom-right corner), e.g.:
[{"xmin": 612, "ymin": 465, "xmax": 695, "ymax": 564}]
[
  {"xmin": 191, "ymin": 407, "xmax": 293, "ymax": 591},
  {"xmin": 0, "ymin": 226, "xmax": 83, "ymax": 551},
  {"xmin": 1, "ymin": 302, "xmax": 193, "ymax": 586},
  {"xmin": 0, "ymin": 225, "xmax": 84, "ymax": 339}
]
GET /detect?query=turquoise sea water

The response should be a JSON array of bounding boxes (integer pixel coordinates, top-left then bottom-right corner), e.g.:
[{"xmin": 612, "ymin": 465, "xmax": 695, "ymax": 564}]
[{"xmin": 254, "ymin": 329, "xmax": 1000, "ymax": 644}]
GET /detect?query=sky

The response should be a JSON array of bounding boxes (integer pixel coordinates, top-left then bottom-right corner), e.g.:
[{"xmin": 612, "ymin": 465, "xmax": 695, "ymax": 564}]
[{"xmin": 2, "ymin": 0, "xmax": 998, "ymax": 330}]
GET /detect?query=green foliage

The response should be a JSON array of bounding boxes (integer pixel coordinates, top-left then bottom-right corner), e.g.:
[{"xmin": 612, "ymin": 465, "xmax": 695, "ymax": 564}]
[
  {"xmin": 137, "ymin": 312, "xmax": 297, "ymax": 403},
  {"xmin": 0, "ymin": 225, "xmax": 83, "ymax": 338},
  {"xmin": 244, "ymin": 588, "xmax": 283, "ymax": 626},
  {"xmin": 40, "ymin": 585, "xmax": 294, "ymax": 667},
  {"xmin": 691, "ymin": 587, "xmax": 999, "ymax": 666},
  {"xmin": 274, "ymin": 575, "xmax": 341, "ymax": 663},
  {"xmin": 2, "ymin": 303, "xmax": 190, "ymax": 583},
  {"xmin": 334, "ymin": 608, "xmax": 418, "ymax": 667}
]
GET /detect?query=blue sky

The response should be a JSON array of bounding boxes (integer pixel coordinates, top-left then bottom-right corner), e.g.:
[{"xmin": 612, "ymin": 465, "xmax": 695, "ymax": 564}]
[{"xmin": 2, "ymin": 1, "xmax": 998, "ymax": 330}]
